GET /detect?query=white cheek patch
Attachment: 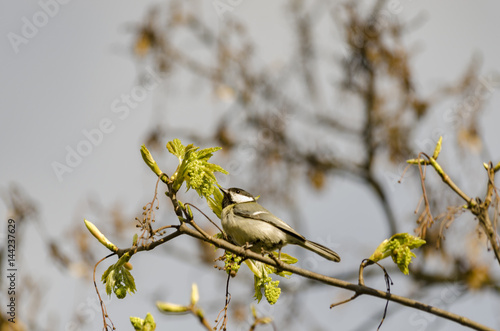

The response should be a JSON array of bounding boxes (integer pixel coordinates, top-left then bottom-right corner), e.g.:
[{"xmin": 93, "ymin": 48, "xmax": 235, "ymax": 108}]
[{"xmin": 232, "ymin": 194, "xmax": 254, "ymax": 203}]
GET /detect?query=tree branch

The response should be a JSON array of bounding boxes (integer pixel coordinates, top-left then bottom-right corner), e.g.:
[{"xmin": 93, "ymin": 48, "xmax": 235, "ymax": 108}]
[
  {"xmin": 124, "ymin": 222, "xmax": 493, "ymax": 331},
  {"xmin": 116, "ymin": 228, "xmax": 181, "ymax": 257},
  {"xmin": 409, "ymin": 146, "xmax": 500, "ymax": 265},
  {"xmin": 471, "ymin": 163, "xmax": 500, "ymax": 265}
]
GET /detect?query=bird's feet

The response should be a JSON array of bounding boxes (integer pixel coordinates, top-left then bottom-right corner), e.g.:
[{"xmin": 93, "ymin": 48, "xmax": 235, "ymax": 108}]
[{"xmin": 242, "ymin": 242, "xmax": 254, "ymax": 250}]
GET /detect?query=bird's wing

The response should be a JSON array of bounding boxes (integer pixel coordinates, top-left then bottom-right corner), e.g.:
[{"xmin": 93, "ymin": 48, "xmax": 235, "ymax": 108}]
[{"xmin": 232, "ymin": 202, "xmax": 305, "ymax": 241}]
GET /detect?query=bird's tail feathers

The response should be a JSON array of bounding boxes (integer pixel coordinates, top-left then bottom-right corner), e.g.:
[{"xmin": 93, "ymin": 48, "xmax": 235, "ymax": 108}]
[{"xmin": 301, "ymin": 240, "xmax": 341, "ymax": 262}]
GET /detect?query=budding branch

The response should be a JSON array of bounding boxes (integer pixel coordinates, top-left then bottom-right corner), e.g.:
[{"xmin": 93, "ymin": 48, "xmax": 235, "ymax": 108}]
[{"xmin": 114, "ymin": 220, "xmax": 494, "ymax": 331}]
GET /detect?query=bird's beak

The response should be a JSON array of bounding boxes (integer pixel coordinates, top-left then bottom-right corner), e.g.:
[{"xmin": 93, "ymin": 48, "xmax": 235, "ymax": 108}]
[{"xmin": 220, "ymin": 187, "xmax": 229, "ymax": 195}]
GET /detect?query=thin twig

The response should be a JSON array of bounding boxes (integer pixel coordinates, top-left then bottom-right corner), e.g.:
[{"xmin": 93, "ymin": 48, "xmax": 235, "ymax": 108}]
[
  {"xmin": 185, "ymin": 202, "xmax": 224, "ymax": 233},
  {"xmin": 93, "ymin": 253, "xmax": 117, "ymax": 331},
  {"xmin": 413, "ymin": 151, "xmax": 500, "ymax": 265},
  {"xmin": 416, "ymin": 152, "xmax": 434, "ymax": 238},
  {"xmin": 357, "ymin": 255, "xmax": 394, "ymax": 330},
  {"xmin": 116, "ymin": 228, "xmax": 181, "ymax": 257},
  {"xmin": 329, "ymin": 294, "xmax": 358, "ymax": 308},
  {"xmin": 427, "ymin": 156, "xmax": 472, "ymax": 205},
  {"xmin": 377, "ymin": 264, "xmax": 393, "ymax": 331},
  {"xmin": 214, "ymin": 273, "xmax": 232, "ymax": 331}
]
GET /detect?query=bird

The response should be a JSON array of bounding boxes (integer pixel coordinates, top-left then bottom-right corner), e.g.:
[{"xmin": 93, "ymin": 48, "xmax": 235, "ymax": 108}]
[{"xmin": 220, "ymin": 187, "xmax": 340, "ymax": 262}]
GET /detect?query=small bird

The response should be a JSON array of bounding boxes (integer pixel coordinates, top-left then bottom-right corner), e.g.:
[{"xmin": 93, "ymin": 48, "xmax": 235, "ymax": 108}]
[{"xmin": 220, "ymin": 187, "xmax": 340, "ymax": 262}]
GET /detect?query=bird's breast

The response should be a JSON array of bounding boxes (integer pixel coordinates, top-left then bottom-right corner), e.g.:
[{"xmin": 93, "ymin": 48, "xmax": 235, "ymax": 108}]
[{"xmin": 221, "ymin": 206, "xmax": 287, "ymax": 248}]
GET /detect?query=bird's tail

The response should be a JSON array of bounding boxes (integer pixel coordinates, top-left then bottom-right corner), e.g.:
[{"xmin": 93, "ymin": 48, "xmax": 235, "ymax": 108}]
[{"xmin": 301, "ymin": 240, "xmax": 341, "ymax": 262}]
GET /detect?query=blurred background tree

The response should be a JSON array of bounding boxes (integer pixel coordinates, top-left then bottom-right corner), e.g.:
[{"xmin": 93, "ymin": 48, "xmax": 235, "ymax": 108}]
[{"xmin": 131, "ymin": 0, "xmax": 500, "ymax": 313}]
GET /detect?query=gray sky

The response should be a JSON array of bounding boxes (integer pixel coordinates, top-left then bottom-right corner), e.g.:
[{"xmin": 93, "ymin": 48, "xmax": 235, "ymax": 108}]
[{"xmin": 1, "ymin": 1, "xmax": 500, "ymax": 330}]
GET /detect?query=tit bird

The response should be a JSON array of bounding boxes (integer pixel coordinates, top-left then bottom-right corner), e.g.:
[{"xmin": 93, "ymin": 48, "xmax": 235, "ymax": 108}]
[{"xmin": 220, "ymin": 187, "xmax": 340, "ymax": 262}]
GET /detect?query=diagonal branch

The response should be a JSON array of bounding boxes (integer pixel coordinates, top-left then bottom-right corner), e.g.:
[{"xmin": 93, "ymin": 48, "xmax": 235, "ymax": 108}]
[
  {"xmin": 104, "ymin": 209, "xmax": 493, "ymax": 331},
  {"xmin": 169, "ymin": 223, "xmax": 494, "ymax": 331}
]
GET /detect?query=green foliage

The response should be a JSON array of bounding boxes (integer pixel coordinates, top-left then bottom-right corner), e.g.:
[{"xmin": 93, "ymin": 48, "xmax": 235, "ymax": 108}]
[
  {"xmin": 270, "ymin": 252, "xmax": 297, "ymax": 277},
  {"xmin": 156, "ymin": 283, "xmax": 202, "ymax": 315},
  {"xmin": 156, "ymin": 302, "xmax": 189, "ymax": 313},
  {"xmin": 224, "ymin": 251, "xmax": 243, "ymax": 275},
  {"xmin": 166, "ymin": 139, "xmax": 228, "ymax": 197},
  {"xmin": 245, "ymin": 253, "xmax": 297, "ymax": 305},
  {"xmin": 214, "ymin": 232, "xmax": 225, "ymax": 240},
  {"xmin": 369, "ymin": 233, "xmax": 426, "ymax": 275},
  {"xmin": 207, "ymin": 187, "xmax": 224, "ymax": 219},
  {"xmin": 223, "ymin": 251, "xmax": 296, "ymax": 304},
  {"xmin": 166, "ymin": 138, "xmax": 187, "ymax": 161},
  {"xmin": 190, "ymin": 283, "xmax": 199, "ymax": 306},
  {"xmin": 130, "ymin": 313, "xmax": 156, "ymax": 331},
  {"xmin": 140, "ymin": 145, "xmax": 162, "ymax": 177},
  {"xmin": 142, "ymin": 139, "xmax": 299, "ymax": 305},
  {"xmin": 101, "ymin": 253, "xmax": 137, "ymax": 299},
  {"xmin": 84, "ymin": 219, "xmax": 118, "ymax": 252},
  {"xmin": 254, "ymin": 275, "xmax": 281, "ymax": 305}
]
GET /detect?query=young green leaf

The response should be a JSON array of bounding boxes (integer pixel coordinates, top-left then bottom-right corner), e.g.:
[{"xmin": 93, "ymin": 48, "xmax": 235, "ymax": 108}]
[
  {"xmin": 369, "ymin": 233, "xmax": 426, "ymax": 275},
  {"xmin": 130, "ymin": 313, "xmax": 156, "ymax": 331},
  {"xmin": 273, "ymin": 252, "xmax": 298, "ymax": 265},
  {"xmin": 84, "ymin": 219, "xmax": 118, "ymax": 252},
  {"xmin": 101, "ymin": 253, "xmax": 137, "ymax": 299},
  {"xmin": 166, "ymin": 139, "xmax": 186, "ymax": 161},
  {"xmin": 130, "ymin": 316, "xmax": 143, "ymax": 330},
  {"xmin": 254, "ymin": 275, "xmax": 264, "ymax": 303},
  {"xmin": 141, "ymin": 145, "xmax": 163, "ymax": 176},
  {"xmin": 207, "ymin": 187, "xmax": 224, "ymax": 219},
  {"xmin": 156, "ymin": 302, "xmax": 189, "ymax": 313},
  {"xmin": 190, "ymin": 283, "xmax": 199, "ymax": 306},
  {"xmin": 180, "ymin": 145, "xmax": 227, "ymax": 197},
  {"xmin": 196, "ymin": 146, "xmax": 222, "ymax": 160},
  {"xmin": 253, "ymin": 275, "xmax": 281, "ymax": 305},
  {"xmin": 164, "ymin": 139, "xmax": 228, "ymax": 197}
]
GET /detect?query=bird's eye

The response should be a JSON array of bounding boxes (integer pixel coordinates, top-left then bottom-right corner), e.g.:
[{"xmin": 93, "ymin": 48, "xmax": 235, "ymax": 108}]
[{"xmin": 235, "ymin": 189, "xmax": 240, "ymax": 194}]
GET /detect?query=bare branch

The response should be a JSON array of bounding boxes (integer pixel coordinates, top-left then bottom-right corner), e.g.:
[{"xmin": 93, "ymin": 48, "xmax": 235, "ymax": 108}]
[{"xmin": 410, "ymin": 142, "xmax": 500, "ymax": 265}]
